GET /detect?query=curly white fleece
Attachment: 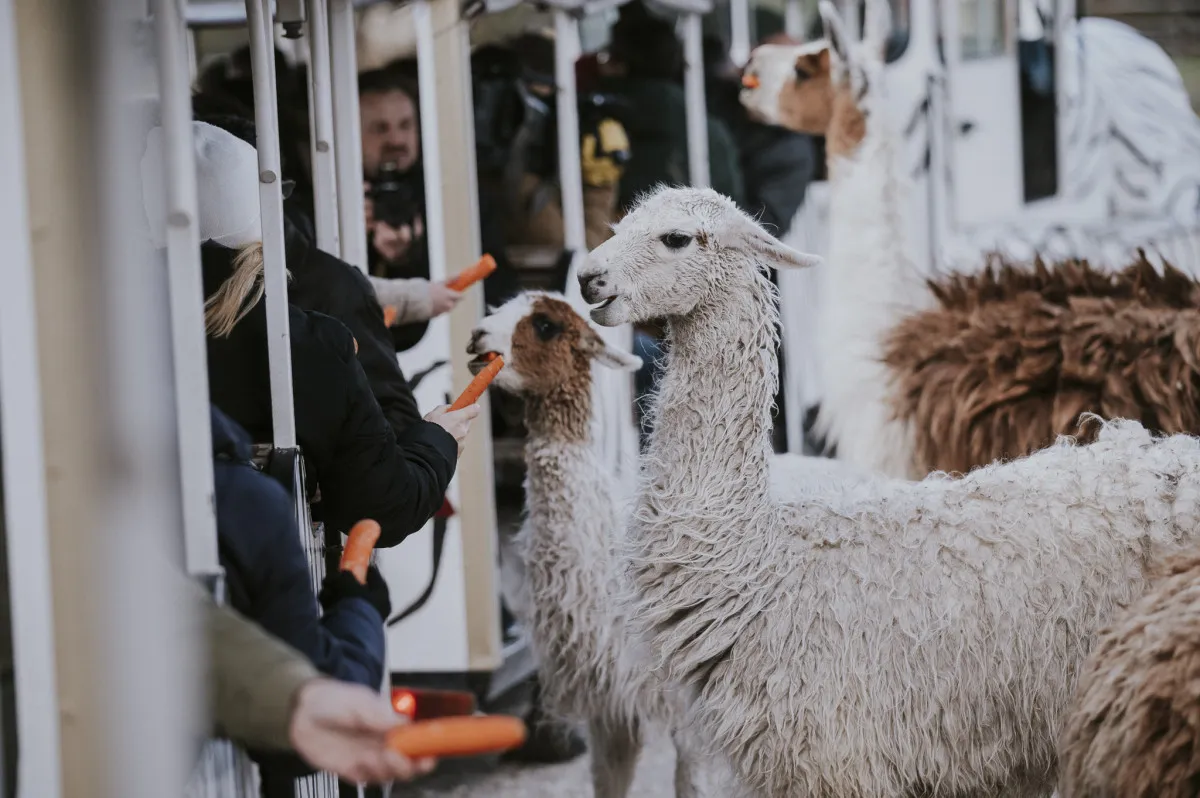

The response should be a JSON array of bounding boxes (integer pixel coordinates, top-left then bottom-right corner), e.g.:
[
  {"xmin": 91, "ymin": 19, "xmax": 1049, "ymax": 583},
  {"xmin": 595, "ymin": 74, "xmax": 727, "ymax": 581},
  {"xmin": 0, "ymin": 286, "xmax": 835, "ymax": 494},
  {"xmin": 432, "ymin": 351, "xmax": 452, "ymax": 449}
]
[{"xmin": 587, "ymin": 185, "xmax": 1200, "ymax": 798}]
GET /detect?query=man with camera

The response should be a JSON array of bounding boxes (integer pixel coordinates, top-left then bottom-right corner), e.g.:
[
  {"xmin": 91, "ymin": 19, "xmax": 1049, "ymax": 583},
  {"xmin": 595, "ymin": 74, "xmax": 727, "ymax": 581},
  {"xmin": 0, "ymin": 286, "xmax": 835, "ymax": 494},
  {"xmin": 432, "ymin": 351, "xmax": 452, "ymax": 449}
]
[{"xmin": 360, "ymin": 68, "xmax": 461, "ymax": 344}]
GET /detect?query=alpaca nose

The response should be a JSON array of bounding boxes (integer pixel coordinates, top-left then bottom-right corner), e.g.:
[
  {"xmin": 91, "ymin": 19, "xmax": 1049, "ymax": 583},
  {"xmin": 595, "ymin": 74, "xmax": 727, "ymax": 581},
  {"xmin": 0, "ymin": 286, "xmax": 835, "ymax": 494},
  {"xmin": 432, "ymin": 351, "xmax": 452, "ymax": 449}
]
[
  {"xmin": 579, "ymin": 272, "xmax": 608, "ymax": 304},
  {"xmin": 467, "ymin": 329, "xmax": 484, "ymax": 354}
]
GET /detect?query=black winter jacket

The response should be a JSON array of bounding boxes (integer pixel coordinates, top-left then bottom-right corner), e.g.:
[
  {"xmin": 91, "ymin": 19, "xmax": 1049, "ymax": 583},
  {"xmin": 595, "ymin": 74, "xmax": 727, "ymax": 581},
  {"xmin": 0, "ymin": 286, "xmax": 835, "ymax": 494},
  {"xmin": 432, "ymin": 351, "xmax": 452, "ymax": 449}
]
[
  {"xmin": 283, "ymin": 204, "xmax": 424, "ymax": 431},
  {"xmin": 202, "ymin": 243, "xmax": 458, "ymax": 547}
]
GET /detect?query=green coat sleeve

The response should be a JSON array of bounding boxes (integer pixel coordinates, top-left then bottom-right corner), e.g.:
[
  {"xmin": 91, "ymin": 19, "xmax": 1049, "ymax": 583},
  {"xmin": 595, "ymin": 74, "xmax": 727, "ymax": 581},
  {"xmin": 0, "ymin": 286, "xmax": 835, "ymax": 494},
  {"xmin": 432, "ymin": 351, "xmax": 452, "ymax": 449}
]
[
  {"xmin": 707, "ymin": 117, "xmax": 745, "ymax": 207},
  {"xmin": 204, "ymin": 596, "xmax": 319, "ymax": 750}
]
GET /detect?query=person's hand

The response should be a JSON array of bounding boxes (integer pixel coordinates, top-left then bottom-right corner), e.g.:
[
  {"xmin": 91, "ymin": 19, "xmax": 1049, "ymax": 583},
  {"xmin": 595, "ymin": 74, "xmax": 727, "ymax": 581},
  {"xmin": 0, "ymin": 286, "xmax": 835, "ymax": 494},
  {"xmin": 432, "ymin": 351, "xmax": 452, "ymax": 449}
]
[
  {"xmin": 429, "ymin": 282, "xmax": 463, "ymax": 317},
  {"xmin": 288, "ymin": 678, "xmax": 437, "ymax": 784},
  {"xmin": 318, "ymin": 565, "xmax": 392, "ymax": 620},
  {"xmin": 424, "ymin": 404, "xmax": 481, "ymax": 456}
]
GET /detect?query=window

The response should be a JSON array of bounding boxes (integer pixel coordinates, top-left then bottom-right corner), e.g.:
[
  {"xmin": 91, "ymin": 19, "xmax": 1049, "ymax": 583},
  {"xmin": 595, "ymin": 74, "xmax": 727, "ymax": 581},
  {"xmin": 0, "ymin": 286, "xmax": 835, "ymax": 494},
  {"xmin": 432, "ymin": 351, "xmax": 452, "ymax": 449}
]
[
  {"xmin": 1018, "ymin": 0, "xmax": 1059, "ymax": 202},
  {"xmin": 960, "ymin": 0, "xmax": 1006, "ymax": 59}
]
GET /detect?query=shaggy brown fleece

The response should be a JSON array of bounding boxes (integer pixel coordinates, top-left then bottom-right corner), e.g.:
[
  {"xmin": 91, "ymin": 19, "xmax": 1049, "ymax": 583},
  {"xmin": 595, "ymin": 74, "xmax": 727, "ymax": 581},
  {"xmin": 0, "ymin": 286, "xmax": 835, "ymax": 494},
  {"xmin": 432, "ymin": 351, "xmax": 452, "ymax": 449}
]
[
  {"xmin": 883, "ymin": 253, "xmax": 1200, "ymax": 475},
  {"xmin": 1058, "ymin": 548, "xmax": 1200, "ymax": 798}
]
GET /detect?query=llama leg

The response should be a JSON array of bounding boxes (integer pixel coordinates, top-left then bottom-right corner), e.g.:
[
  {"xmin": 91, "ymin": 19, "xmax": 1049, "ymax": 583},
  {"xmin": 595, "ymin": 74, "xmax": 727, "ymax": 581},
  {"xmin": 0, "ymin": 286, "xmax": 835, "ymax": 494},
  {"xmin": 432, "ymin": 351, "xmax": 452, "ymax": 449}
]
[
  {"xmin": 671, "ymin": 726, "xmax": 700, "ymax": 798},
  {"xmin": 588, "ymin": 718, "xmax": 641, "ymax": 798}
]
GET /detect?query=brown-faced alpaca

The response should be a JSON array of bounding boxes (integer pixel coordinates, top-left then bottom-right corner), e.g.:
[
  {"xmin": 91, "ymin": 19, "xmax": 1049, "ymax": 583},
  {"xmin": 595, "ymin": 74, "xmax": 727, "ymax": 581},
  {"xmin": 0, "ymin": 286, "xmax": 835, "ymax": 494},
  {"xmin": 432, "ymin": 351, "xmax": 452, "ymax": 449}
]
[
  {"xmin": 740, "ymin": 0, "xmax": 1200, "ymax": 478},
  {"xmin": 468, "ymin": 292, "xmax": 718, "ymax": 798},
  {"xmin": 1058, "ymin": 547, "xmax": 1200, "ymax": 798}
]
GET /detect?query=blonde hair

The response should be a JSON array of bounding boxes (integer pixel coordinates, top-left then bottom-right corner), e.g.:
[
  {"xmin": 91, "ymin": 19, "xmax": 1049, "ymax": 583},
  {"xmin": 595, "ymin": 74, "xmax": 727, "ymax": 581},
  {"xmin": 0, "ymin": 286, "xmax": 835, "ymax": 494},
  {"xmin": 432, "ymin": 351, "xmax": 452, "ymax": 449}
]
[{"xmin": 203, "ymin": 242, "xmax": 296, "ymax": 338}]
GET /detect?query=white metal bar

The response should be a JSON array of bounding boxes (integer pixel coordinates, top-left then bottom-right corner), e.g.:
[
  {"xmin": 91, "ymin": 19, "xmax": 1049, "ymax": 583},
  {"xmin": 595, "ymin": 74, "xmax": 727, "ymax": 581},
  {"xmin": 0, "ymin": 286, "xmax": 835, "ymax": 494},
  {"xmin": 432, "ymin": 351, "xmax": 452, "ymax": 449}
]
[
  {"xmin": 681, "ymin": 12, "xmax": 710, "ymax": 188},
  {"xmin": 306, "ymin": 0, "xmax": 341, "ymax": 253},
  {"xmin": 729, "ymin": 0, "xmax": 752, "ymax": 65},
  {"xmin": 154, "ymin": 0, "xmax": 223, "ymax": 582},
  {"xmin": 554, "ymin": 10, "xmax": 587, "ymax": 255},
  {"xmin": 0, "ymin": 1, "xmax": 64, "ymax": 794},
  {"xmin": 784, "ymin": 0, "xmax": 806, "ymax": 40},
  {"xmin": 413, "ymin": 0, "xmax": 447, "ymax": 281},
  {"xmin": 330, "ymin": 0, "xmax": 368, "ymax": 270},
  {"xmin": 247, "ymin": 0, "xmax": 299, "ymax": 448}
]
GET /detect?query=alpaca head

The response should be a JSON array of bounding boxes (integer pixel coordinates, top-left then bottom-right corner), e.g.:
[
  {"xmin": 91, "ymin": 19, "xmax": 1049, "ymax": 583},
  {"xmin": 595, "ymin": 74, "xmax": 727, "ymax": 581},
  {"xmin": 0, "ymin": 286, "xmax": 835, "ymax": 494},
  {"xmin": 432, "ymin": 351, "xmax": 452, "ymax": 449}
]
[
  {"xmin": 579, "ymin": 186, "xmax": 820, "ymax": 327},
  {"xmin": 467, "ymin": 292, "xmax": 641, "ymax": 397},
  {"xmin": 740, "ymin": 0, "xmax": 892, "ymax": 157}
]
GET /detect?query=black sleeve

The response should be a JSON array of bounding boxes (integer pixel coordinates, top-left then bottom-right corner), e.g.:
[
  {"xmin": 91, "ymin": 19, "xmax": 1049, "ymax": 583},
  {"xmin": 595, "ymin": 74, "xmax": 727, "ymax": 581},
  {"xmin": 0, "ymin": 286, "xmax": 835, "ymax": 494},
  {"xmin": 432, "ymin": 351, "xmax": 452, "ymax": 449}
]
[
  {"xmin": 303, "ymin": 315, "xmax": 458, "ymax": 548},
  {"xmin": 301, "ymin": 247, "xmax": 424, "ymax": 433}
]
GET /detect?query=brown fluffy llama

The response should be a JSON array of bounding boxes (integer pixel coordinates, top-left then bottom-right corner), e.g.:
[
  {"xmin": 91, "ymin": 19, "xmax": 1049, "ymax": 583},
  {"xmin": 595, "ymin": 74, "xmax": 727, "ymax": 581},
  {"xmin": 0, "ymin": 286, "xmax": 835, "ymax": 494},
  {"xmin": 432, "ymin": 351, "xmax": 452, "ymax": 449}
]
[
  {"xmin": 740, "ymin": 0, "xmax": 1200, "ymax": 478},
  {"xmin": 1058, "ymin": 547, "xmax": 1200, "ymax": 798}
]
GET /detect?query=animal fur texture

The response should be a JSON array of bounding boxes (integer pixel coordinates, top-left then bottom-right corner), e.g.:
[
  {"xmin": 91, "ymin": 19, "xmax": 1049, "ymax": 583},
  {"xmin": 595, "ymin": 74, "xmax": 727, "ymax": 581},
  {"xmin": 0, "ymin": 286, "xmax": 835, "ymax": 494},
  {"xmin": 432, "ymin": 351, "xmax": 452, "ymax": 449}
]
[
  {"xmin": 580, "ymin": 184, "xmax": 1200, "ymax": 798},
  {"xmin": 741, "ymin": 0, "xmax": 1200, "ymax": 481},
  {"xmin": 885, "ymin": 253, "xmax": 1200, "ymax": 475},
  {"xmin": 476, "ymin": 292, "xmax": 874, "ymax": 797},
  {"xmin": 1057, "ymin": 547, "xmax": 1200, "ymax": 798},
  {"xmin": 469, "ymin": 292, "xmax": 707, "ymax": 798}
]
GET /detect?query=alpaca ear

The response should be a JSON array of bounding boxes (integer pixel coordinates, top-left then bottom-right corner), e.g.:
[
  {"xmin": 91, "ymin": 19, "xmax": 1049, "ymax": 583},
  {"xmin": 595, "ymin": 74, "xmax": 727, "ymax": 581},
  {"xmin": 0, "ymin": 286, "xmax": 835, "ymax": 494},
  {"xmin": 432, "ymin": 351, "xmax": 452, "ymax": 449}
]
[
  {"xmin": 740, "ymin": 218, "xmax": 822, "ymax": 269},
  {"xmin": 581, "ymin": 325, "xmax": 643, "ymax": 371},
  {"xmin": 863, "ymin": 0, "xmax": 893, "ymax": 55},
  {"xmin": 595, "ymin": 342, "xmax": 643, "ymax": 372},
  {"xmin": 818, "ymin": 1, "xmax": 850, "ymax": 64}
]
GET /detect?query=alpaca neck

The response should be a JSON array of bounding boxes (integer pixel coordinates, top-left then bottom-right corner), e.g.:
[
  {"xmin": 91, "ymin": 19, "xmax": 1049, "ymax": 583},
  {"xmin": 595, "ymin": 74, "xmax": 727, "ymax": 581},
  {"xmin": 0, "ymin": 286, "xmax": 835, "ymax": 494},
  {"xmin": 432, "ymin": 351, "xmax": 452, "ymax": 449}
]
[
  {"xmin": 646, "ymin": 271, "xmax": 777, "ymax": 510},
  {"xmin": 523, "ymin": 372, "xmax": 593, "ymax": 446},
  {"xmin": 817, "ymin": 84, "xmax": 924, "ymax": 477}
]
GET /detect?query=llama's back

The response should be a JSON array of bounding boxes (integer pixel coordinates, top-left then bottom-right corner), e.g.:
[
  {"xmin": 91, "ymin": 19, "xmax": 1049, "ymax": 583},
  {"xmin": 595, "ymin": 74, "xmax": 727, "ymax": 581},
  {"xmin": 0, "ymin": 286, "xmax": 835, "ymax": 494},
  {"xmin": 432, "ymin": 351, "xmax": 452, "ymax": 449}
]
[{"xmin": 695, "ymin": 421, "xmax": 1200, "ymax": 797}]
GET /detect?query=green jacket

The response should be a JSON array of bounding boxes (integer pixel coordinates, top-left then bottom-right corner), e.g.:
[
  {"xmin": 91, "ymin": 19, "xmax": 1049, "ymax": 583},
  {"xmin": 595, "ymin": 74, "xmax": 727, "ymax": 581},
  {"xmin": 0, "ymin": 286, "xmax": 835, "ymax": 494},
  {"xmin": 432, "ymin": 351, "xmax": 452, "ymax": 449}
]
[
  {"xmin": 600, "ymin": 76, "xmax": 745, "ymax": 212},
  {"xmin": 200, "ymin": 585, "xmax": 319, "ymax": 750}
]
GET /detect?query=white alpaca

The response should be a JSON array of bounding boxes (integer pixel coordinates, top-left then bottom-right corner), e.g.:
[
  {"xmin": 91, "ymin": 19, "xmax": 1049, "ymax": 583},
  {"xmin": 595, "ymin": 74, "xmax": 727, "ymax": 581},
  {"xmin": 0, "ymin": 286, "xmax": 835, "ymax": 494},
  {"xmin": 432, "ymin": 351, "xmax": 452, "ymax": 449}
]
[
  {"xmin": 579, "ymin": 185, "xmax": 1200, "ymax": 798},
  {"xmin": 749, "ymin": 0, "xmax": 929, "ymax": 478},
  {"xmin": 477, "ymin": 292, "xmax": 877, "ymax": 797},
  {"xmin": 741, "ymin": 0, "xmax": 1200, "ymax": 479}
]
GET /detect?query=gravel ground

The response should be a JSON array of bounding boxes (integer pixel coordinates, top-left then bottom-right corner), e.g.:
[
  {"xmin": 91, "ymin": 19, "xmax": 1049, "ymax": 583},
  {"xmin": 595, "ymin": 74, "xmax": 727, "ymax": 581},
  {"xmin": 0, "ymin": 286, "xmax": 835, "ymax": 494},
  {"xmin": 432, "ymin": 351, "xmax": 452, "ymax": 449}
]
[{"xmin": 392, "ymin": 733, "xmax": 714, "ymax": 798}]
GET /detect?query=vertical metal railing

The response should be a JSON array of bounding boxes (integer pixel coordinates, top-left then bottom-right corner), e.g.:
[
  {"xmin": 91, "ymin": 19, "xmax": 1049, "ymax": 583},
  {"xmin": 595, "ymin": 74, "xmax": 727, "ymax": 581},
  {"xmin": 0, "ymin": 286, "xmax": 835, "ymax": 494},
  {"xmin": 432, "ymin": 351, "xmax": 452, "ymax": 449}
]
[
  {"xmin": 306, "ymin": 0, "xmax": 341, "ymax": 253},
  {"xmin": 0, "ymin": 0, "xmax": 65, "ymax": 793},
  {"xmin": 330, "ymin": 0, "xmax": 367, "ymax": 270},
  {"xmin": 681, "ymin": 11, "xmax": 711, "ymax": 188}
]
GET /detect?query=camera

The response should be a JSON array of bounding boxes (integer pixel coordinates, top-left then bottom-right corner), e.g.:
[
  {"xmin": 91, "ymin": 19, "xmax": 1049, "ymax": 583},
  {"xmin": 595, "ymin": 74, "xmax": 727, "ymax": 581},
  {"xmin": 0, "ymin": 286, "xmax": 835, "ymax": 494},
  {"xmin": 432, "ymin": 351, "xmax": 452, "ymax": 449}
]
[{"xmin": 368, "ymin": 163, "xmax": 422, "ymax": 230}]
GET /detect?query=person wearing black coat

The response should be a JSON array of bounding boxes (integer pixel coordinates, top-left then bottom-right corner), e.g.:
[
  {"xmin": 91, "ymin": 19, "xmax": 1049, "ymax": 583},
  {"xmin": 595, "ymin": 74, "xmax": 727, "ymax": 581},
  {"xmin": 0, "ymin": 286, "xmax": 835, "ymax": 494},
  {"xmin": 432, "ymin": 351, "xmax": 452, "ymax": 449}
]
[
  {"xmin": 190, "ymin": 104, "xmax": 427, "ymax": 433},
  {"xmin": 202, "ymin": 241, "xmax": 460, "ymax": 548},
  {"xmin": 210, "ymin": 404, "xmax": 390, "ymax": 792},
  {"xmin": 283, "ymin": 202, "xmax": 424, "ymax": 431}
]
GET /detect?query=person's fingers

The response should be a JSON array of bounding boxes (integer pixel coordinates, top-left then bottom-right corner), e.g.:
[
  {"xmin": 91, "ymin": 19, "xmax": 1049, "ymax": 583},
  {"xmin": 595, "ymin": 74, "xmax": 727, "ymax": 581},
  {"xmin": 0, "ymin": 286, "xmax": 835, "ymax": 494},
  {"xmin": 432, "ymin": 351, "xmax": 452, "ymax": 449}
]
[
  {"xmin": 461, "ymin": 403, "xmax": 481, "ymax": 420},
  {"xmin": 415, "ymin": 756, "xmax": 437, "ymax": 775},
  {"xmin": 414, "ymin": 215, "xmax": 425, "ymax": 238},
  {"xmin": 398, "ymin": 225, "xmax": 413, "ymax": 245}
]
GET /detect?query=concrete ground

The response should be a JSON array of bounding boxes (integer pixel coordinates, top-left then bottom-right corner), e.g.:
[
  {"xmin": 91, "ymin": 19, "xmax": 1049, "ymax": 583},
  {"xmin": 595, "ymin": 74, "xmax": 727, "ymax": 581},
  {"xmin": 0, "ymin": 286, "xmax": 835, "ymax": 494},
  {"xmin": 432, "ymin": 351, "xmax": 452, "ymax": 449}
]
[{"xmin": 391, "ymin": 733, "xmax": 705, "ymax": 798}]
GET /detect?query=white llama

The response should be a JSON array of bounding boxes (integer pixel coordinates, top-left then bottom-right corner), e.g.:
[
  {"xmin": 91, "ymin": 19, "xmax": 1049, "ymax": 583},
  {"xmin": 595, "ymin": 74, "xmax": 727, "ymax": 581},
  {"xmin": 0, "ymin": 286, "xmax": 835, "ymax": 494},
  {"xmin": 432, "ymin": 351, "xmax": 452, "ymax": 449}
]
[
  {"xmin": 579, "ymin": 185, "xmax": 1200, "ymax": 798},
  {"xmin": 748, "ymin": 0, "xmax": 930, "ymax": 478},
  {"xmin": 477, "ymin": 292, "xmax": 878, "ymax": 797},
  {"xmin": 740, "ymin": 0, "xmax": 1200, "ymax": 479}
]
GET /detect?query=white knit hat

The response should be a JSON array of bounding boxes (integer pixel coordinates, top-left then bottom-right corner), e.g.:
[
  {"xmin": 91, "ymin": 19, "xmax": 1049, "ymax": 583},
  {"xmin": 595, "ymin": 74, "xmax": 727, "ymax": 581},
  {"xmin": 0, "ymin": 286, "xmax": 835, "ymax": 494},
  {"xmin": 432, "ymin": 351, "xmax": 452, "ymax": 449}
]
[{"xmin": 140, "ymin": 120, "xmax": 263, "ymax": 250}]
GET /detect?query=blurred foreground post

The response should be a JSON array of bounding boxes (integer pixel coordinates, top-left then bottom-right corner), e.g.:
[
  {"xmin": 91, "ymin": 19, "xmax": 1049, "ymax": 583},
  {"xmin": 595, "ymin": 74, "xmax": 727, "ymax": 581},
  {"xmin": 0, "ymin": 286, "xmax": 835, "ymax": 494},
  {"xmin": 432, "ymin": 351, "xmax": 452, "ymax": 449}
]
[{"xmin": 14, "ymin": 0, "xmax": 201, "ymax": 795}]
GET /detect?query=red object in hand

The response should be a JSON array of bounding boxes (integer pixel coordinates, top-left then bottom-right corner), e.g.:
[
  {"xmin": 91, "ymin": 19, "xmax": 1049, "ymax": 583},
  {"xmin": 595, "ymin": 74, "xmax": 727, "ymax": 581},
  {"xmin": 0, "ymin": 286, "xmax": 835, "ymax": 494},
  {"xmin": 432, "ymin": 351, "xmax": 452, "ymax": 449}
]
[{"xmin": 435, "ymin": 498, "xmax": 455, "ymax": 519}]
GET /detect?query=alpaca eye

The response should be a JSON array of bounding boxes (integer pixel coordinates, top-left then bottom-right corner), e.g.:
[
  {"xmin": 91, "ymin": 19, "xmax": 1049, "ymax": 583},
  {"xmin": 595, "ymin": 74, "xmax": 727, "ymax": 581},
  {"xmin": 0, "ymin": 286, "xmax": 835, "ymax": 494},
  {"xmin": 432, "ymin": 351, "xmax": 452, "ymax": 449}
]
[
  {"xmin": 794, "ymin": 66, "xmax": 811, "ymax": 83},
  {"xmin": 530, "ymin": 313, "xmax": 562, "ymax": 342},
  {"xmin": 660, "ymin": 232, "xmax": 693, "ymax": 250}
]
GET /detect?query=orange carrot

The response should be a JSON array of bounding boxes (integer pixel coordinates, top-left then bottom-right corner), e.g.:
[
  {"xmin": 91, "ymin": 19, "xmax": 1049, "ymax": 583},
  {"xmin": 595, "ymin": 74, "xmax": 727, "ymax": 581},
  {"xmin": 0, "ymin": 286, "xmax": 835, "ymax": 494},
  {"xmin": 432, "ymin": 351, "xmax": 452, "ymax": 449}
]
[
  {"xmin": 449, "ymin": 355, "xmax": 503, "ymax": 411},
  {"xmin": 339, "ymin": 519, "xmax": 381, "ymax": 584},
  {"xmin": 445, "ymin": 254, "xmax": 497, "ymax": 292},
  {"xmin": 382, "ymin": 305, "xmax": 399, "ymax": 327},
  {"xmin": 386, "ymin": 716, "xmax": 527, "ymax": 759},
  {"xmin": 742, "ymin": 73, "xmax": 760, "ymax": 89}
]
